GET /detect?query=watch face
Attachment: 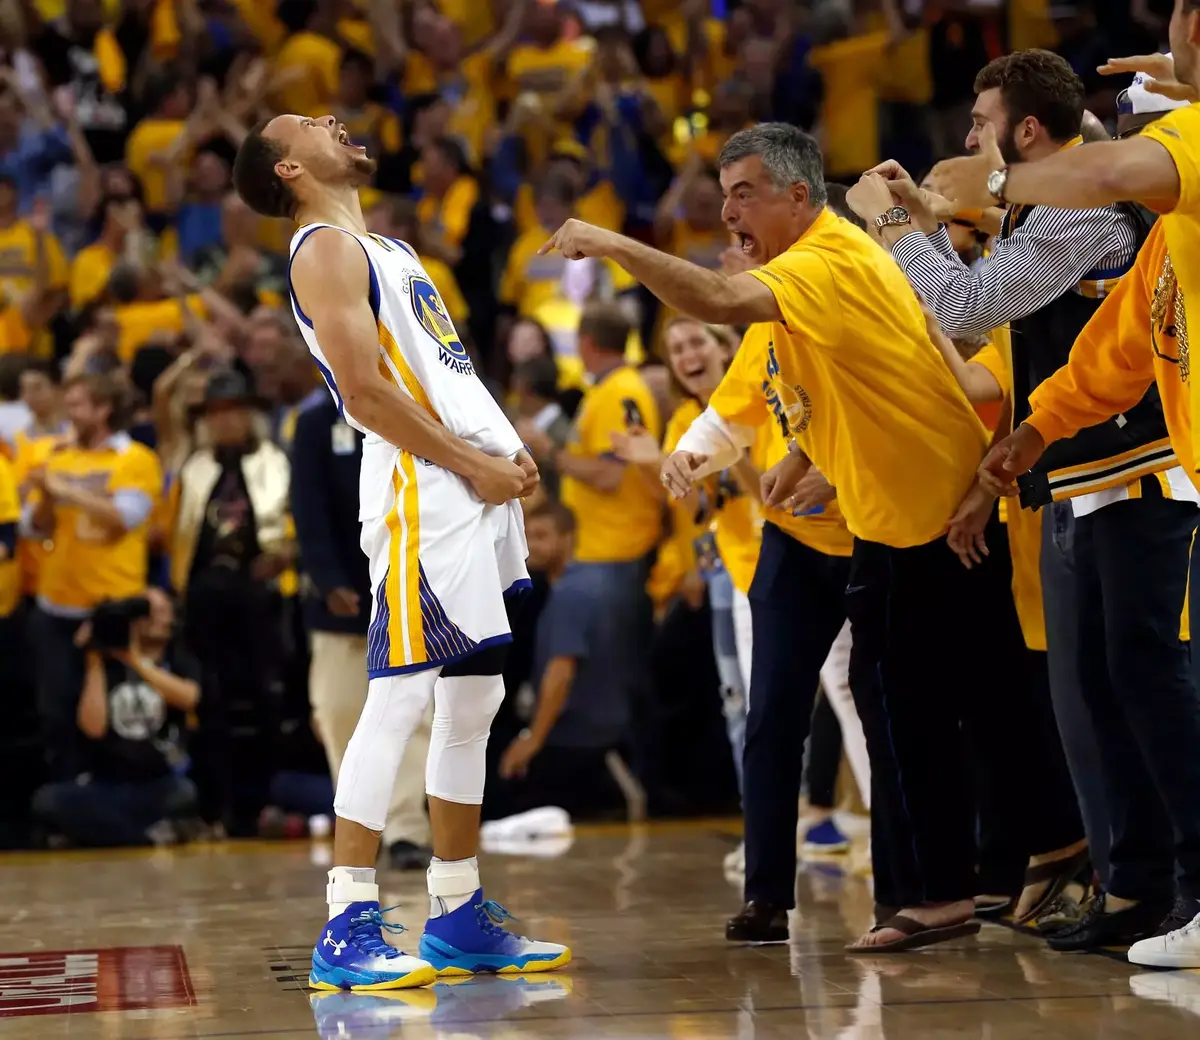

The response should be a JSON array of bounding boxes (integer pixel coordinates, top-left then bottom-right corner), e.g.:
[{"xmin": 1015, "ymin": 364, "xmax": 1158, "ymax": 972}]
[{"xmin": 889, "ymin": 206, "xmax": 910, "ymax": 222}]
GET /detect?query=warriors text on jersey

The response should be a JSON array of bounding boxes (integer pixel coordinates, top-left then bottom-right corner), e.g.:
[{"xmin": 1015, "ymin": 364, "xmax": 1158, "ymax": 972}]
[{"xmin": 288, "ymin": 223, "xmax": 530, "ymax": 678}]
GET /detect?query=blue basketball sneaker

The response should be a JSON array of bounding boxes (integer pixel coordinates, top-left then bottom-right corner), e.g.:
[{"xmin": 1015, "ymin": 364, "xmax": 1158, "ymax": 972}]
[
  {"xmin": 802, "ymin": 817, "xmax": 850, "ymax": 856},
  {"xmin": 418, "ymin": 891, "xmax": 571, "ymax": 977},
  {"xmin": 310, "ymin": 901, "xmax": 437, "ymax": 991}
]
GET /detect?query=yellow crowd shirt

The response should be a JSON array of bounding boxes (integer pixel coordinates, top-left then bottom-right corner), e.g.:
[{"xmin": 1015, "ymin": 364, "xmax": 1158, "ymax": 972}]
[
  {"xmin": 807, "ymin": 32, "xmax": 888, "ymax": 178},
  {"xmin": 561, "ymin": 365, "xmax": 663, "ymax": 563},
  {"xmin": 269, "ymin": 31, "xmax": 341, "ymax": 116},
  {"xmin": 116, "ymin": 294, "xmax": 207, "ymax": 364},
  {"xmin": 416, "ymin": 176, "xmax": 479, "ymax": 250},
  {"xmin": 125, "ymin": 117, "xmax": 186, "ymax": 214},
  {"xmin": 966, "ymin": 335, "xmax": 1046, "ymax": 651},
  {"xmin": 36, "ymin": 434, "xmax": 163, "ymax": 612},
  {"xmin": 70, "ymin": 241, "xmax": 123, "ymax": 310},
  {"xmin": 0, "ymin": 220, "xmax": 69, "ymax": 357},
  {"xmin": 12, "ymin": 428, "xmax": 67, "ymax": 597},
  {"xmin": 514, "ymin": 178, "xmax": 624, "ymax": 236},
  {"xmin": 649, "ymin": 397, "xmax": 707, "ymax": 603},
  {"xmin": 715, "ymin": 323, "xmax": 855, "ymax": 563},
  {"xmin": 712, "ymin": 209, "xmax": 990, "ymax": 548},
  {"xmin": 0, "ymin": 452, "xmax": 19, "ymax": 618}
]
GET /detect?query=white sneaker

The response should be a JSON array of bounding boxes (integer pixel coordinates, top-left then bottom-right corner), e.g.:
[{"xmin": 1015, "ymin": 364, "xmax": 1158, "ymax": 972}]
[{"xmin": 1128, "ymin": 911, "xmax": 1200, "ymax": 968}]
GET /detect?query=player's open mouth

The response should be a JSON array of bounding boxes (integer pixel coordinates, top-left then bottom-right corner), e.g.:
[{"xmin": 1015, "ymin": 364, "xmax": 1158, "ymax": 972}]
[
  {"xmin": 338, "ymin": 128, "xmax": 366, "ymax": 152},
  {"xmin": 737, "ymin": 232, "xmax": 756, "ymax": 254}
]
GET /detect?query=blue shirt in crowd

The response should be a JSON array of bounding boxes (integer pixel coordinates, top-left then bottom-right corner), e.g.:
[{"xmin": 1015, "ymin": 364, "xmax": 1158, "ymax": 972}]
[{"xmin": 532, "ymin": 563, "xmax": 632, "ymax": 750}]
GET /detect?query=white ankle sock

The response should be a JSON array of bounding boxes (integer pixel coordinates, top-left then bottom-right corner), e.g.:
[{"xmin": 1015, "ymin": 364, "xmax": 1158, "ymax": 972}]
[
  {"xmin": 427, "ymin": 856, "xmax": 480, "ymax": 918},
  {"xmin": 327, "ymin": 866, "xmax": 378, "ymax": 920}
]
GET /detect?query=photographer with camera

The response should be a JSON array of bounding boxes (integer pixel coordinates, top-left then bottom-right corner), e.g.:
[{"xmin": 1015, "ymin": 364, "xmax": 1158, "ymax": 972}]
[{"xmin": 31, "ymin": 588, "xmax": 200, "ymax": 847}]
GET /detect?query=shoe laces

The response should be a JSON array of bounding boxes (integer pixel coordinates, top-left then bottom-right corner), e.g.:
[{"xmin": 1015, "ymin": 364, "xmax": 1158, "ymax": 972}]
[
  {"xmin": 475, "ymin": 899, "xmax": 517, "ymax": 938},
  {"xmin": 1162, "ymin": 896, "xmax": 1200, "ymax": 935},
  {"xmin": 1163, "ymin": 907, "xmax": 1200, "ymax": 943},
  {"xmin": 348, "ymin": 904, "xmax": 407, "ymax": 959}
]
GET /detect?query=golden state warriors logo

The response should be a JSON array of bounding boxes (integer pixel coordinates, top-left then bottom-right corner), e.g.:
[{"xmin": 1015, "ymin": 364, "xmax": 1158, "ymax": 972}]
[
  {"xmin": 411, "ymin": 276, "xmax": 474, "ymax": 375},
  {"xmin": 763, "ymin": 343, "xmax": 812, "ymax": 437}
]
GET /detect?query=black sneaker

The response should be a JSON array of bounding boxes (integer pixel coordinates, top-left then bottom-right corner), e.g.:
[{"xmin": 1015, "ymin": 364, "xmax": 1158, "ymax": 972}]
[
  {"xmin": 725, "ymin": 901, "xmax": 790, "ymax": 943},
  {"xmin": 1047, "ymin": 892, "xmax": 1174, "ymax": 952},
  {"xmin": 388, "ymin": 840, "xmax": 433, "ymax": 871},
  {"xmin": 1151, "ymin": 895, "xmax": 1200, "ymax": 938}
]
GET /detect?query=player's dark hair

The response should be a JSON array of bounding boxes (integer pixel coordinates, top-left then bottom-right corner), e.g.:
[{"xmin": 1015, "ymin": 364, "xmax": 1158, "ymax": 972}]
[
  {"xmin": 824, "ymin": 183, "xmax": 866, "ymax": 231},
  {"xmin": 973, "ymin": 49, "xmax": 1085, "ymax": 144},
  {"xmin": 579, "ymin": 302, "xmax": 631, "ymax": 356},
  {"xmin": 233, "ymin": 122, "xmax": 298, "ymax": 219}
]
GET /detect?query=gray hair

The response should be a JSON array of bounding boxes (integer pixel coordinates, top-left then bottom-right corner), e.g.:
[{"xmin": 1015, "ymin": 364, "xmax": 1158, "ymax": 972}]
[{"xmin": 718, "ymin": 123, "xmax": 828, "ymax": 206}]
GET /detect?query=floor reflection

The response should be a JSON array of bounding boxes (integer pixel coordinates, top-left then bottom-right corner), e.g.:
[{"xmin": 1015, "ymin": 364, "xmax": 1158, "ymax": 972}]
[{"xmin": 310, "ymin": 974, "xmax": 575, "ymax": 1039}]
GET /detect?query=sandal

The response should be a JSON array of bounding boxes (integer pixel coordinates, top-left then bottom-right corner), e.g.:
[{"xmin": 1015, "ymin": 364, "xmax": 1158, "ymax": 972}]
[
  {"xmin": 974, "ymin": 895, "xmax": 1015, "ymax": 919},
  {"xmin": 1015, "ymin": 847, "xmax": 1091, "ymax": 925},
  {"xmin": 845, "ymin": 913, "xmax": 982, "ymax": 954}
]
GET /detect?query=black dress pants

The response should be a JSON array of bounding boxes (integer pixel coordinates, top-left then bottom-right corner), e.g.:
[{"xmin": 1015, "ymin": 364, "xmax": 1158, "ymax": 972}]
[{"xmin": 742, "ymin": 522, "xmax": 850, "ymax": 908}]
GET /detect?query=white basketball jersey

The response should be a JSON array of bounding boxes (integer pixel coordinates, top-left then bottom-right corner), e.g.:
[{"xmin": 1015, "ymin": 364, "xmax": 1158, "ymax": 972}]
[
  {"xmin": 287, "ymin": 223, "xmax": 523, "ymax": 514},
  {"xmin": 288, "ymin": 223, "xmax": 530, "ymax": 677}
]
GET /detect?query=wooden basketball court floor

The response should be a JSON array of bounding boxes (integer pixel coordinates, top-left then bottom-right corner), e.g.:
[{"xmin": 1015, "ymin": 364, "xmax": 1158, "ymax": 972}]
[{"xmin": 2, "ymin": 821, "xmax": 1198, "ymax": 1039}]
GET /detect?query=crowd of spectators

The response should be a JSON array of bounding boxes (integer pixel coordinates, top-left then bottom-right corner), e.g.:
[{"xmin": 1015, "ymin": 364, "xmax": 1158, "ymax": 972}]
[{"xmin": 0, "ymin": 0, "xmax": 1164, "ymax": 851}]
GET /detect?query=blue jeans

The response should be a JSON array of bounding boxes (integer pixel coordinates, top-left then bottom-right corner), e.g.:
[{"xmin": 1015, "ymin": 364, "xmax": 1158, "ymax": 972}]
[
  {"xmin": 32, "ymin": 775, "xmax": 197, "ymax": 847},
  {"xmin": 707, "ymin": 567, "xmax": 746, "ymax": 797}
]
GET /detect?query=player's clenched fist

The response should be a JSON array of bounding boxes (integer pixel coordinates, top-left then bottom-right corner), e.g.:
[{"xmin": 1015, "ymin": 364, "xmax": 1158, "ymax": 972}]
[{"xmin": 469, "ymin": 454, "xmax": 528, "ymax": 504}]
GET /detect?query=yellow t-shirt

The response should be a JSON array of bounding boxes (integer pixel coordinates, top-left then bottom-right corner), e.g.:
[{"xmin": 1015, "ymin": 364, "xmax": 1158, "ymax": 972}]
[
  {"xmin": 12, "ymin": 429, "xmax": 66, "ymax": 597},
  {"xmin": 37, "ymin": 435, "xmax": 163, "ymax": 611},
  {"xmin": 505, "ymin": 39, "xmax": 592, "ymax": 100},
  {"xmin": 808, "ymin": 32, "xmax": 887, "ymax": 177},
  {"xmin": 0, "ymin": 452, "xmax": 19, "ymax": 618},
  {"xmin": 115, "ymin": 295, "xmax": 207, "ymax": 364},
  {"xmin": 70, "ymin": 242, "xmax": 118, "ymax": 310},
  {"xmin": 124, "ymin": 117, "xmax": 186, "ymax": 213},
  {"xmin": 650, "ymin": 397, "xmax": 705, "ymax": 602},
  {"xmin": 514, "ymin": 179, "xmax": 624, "ymax": 236},
  {"xmin": 340, "ymin": 103, "xmax": 402, "ymax": 157},
  {"xmin": 715, "ymin": 209, "xmax": 988, "ymax": 548},
  {"xmin": 499, "ymin": 224, "xmax": 571, "ymax": 317},
  {"xmin": 1139, "ymin": 104, "xmax": 1200, "ymax": 480},
  {"xmin": 0, "ymin": 220, "xmax": 68, "ymax": 357},
  {"xmin": 416, "ymin": 176, "xmax": 479, "ymax": 249},
  {"xmin": 270, "ymin": 31, "xmax": 341, "ymax": 116},
  {"xmin": 439, "ymin": 0, "xmax": 495, "ymax": 47},
  {"xmin": 561, "ymin": 365, "xmax": 663, "ymax": 563},
  {"xmin": 716, "ymin": 323, "xmax": 855, "ymax": 564}
]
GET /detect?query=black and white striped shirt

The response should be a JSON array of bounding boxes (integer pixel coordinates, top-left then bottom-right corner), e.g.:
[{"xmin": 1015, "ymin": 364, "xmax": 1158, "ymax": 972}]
[{"xmin": 890, "ymin": 203, "xmax": 1142, "ymax": 339}]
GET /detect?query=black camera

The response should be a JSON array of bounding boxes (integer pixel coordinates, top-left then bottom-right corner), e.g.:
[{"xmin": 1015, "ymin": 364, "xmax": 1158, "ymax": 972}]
[{"xmin": 88, "ymin": 596, "xmax": 152, "ymax": 652}]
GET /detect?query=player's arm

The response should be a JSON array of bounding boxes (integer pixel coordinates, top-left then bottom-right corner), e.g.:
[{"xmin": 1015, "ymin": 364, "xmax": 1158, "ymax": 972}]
[
  {"xmin": 540, "ymin": 220, "xmax": 782, "ymax": 326},
  {"xmin": 291, "ymin": 229, "xmax": 515, "ymax": 490}
]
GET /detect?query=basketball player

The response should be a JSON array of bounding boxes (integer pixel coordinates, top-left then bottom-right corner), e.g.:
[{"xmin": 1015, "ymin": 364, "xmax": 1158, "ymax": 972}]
[{"xmin": 232, "ymin": 115, "xmax": 570, "ymax": 989}]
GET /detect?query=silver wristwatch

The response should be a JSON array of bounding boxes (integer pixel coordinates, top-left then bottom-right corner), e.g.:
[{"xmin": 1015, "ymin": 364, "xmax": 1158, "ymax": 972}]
[
  {"xmin": 987, "ymin": 166, "xmax": 1010, "ymax": 203},
  {"xmin": 874, "ymin": 205, "xmax": 911, "ymax": 230}
]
